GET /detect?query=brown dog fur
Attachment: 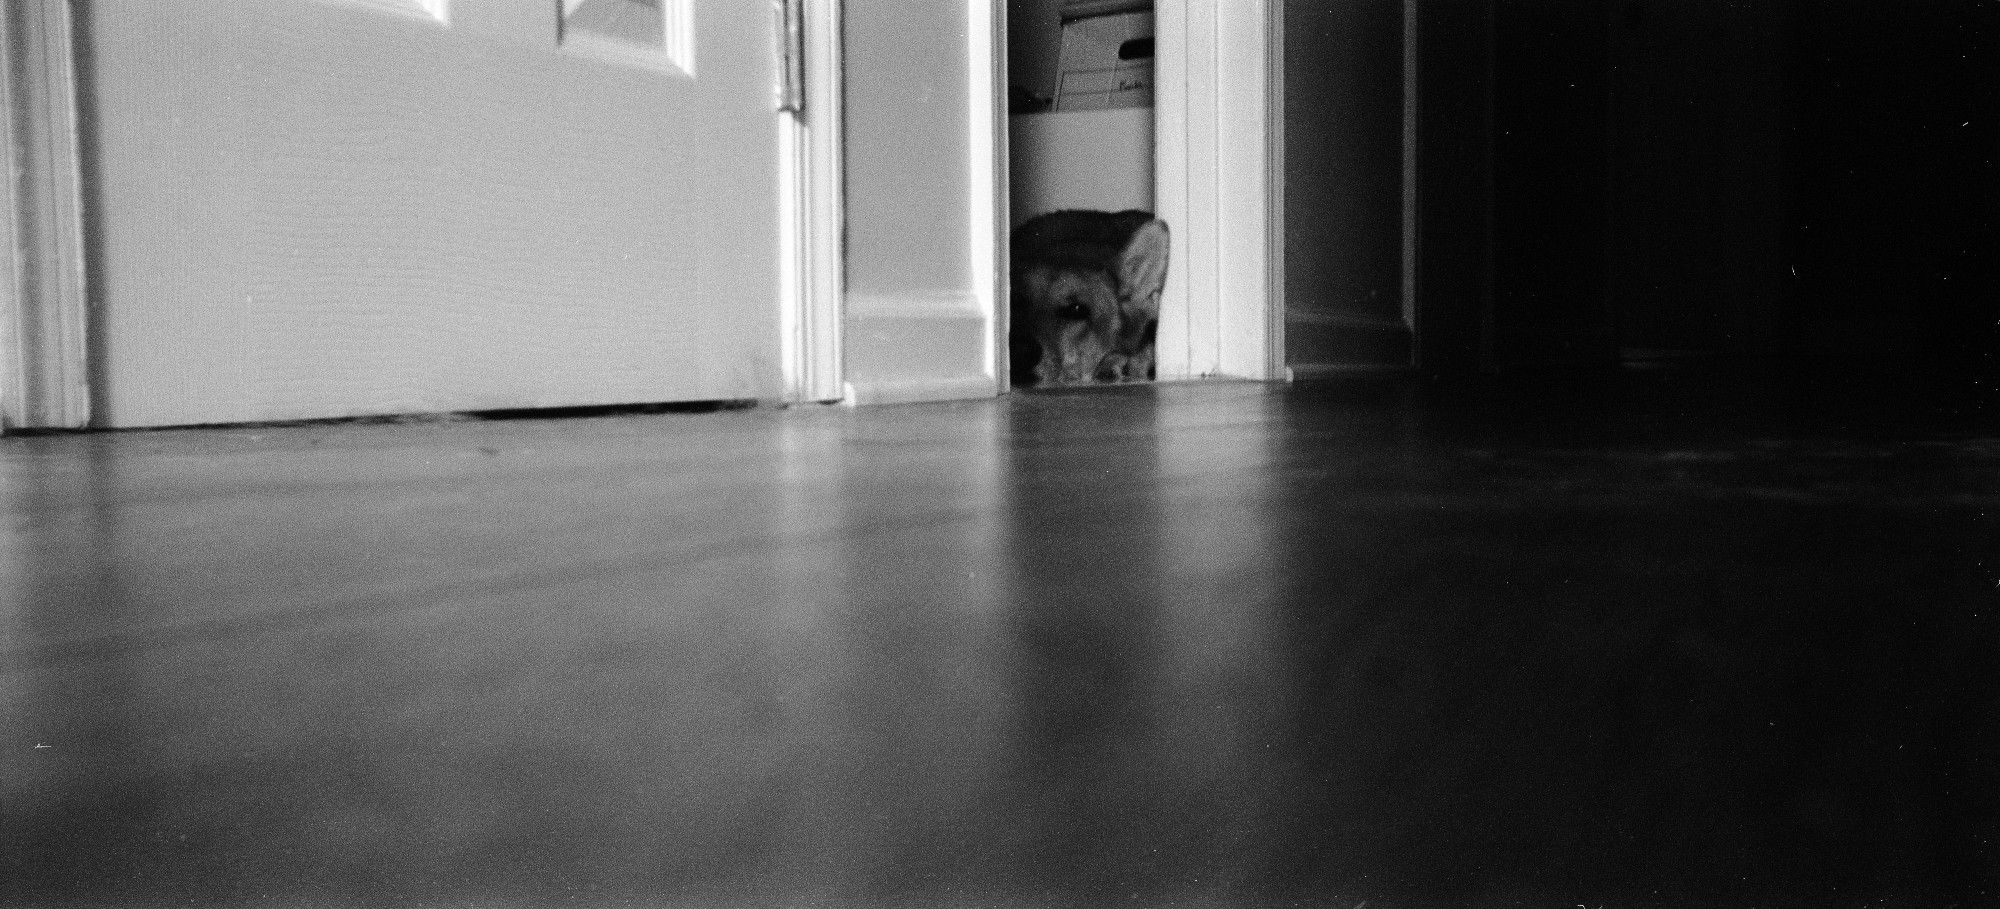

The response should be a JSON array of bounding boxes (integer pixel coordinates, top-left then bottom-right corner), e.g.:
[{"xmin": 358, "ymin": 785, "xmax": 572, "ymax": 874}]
[{"xmin": 1010, "ymin": 210, "xmax": 1170, "ymax": 387}]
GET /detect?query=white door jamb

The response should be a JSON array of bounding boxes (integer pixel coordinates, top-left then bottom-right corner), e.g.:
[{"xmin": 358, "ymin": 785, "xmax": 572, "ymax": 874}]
[
  {"xmin": 780, "ymin": 0, "xmax": 847, "ymax": 404},
  {"xmin": 976, "ymin": 0, "xmax": 1008, "ymax": 395},
  {"xmin": 1153, "ymin": 0, "xmax": 1285, "ymax": 382},
  {"xmin": 1, "ymin": 0, "xmax": 90, "ymax": 432}
]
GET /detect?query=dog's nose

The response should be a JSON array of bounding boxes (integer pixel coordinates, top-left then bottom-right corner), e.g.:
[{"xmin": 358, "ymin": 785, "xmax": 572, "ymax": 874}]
[{"xmin": 1093, "ymin": 354, "xmax": 1128, "ymax": 383}]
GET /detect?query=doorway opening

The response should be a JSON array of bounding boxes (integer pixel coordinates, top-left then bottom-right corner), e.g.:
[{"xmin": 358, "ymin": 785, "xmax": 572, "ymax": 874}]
[
  {"xmin": 1004, "ymin": 0, "xmax": 1163, "ymax": 388},
  {"xmin": 996, "ymin": 0, "xmax": 1283, "ymax": 394}
]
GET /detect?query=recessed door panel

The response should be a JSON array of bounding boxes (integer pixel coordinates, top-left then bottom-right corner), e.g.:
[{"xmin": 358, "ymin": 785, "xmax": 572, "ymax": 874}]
[{"xmin": 82, "ymin": 0, "xmax": 782, "ymax": 426}]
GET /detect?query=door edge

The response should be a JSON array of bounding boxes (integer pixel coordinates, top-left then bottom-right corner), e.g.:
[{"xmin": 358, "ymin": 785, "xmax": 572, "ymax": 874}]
[
  {"xmin": 1150, "ymin": 0, "xmax": 1283, "ymax": 383},
  {"xmin": 780, "ymin": 0, "xmax": 847, "ymax": 404},
  {"xmin": 1, "ymin": 0, "xmax": 90, "ymax": 432},
  {"xmin": 975, "ymin": 0, "xmax": 1007, "ymax": 396}
]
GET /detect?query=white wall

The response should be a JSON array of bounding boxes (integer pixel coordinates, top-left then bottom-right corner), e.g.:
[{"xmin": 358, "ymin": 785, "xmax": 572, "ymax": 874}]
[
  {"xmin": 843, "ymin": 2, "xmax": 972, "ymax": 302},
  {"xmin": 841, "ymin": 0, "xmax": 997, "ymax": 402}
]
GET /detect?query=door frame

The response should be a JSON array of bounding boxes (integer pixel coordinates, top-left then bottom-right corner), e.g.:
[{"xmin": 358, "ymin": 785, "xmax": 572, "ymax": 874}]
[
  {"xmin": 781, "ymin": 0, "xmax": 847, "ymax": 404},
  {"xmin": 0, "ymin": 0, "xmax": 846, "ymax": 432},
  {"xmin": 1, "ymin": 0, "xmax": 90, "ymax": 432},
  {"xmin": 989, "ymin": 0, "xmax": 1285, "ymax": 387}
]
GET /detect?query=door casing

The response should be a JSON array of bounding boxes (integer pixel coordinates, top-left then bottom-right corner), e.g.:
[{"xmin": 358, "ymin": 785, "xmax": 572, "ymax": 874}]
[
  {"xmin": 782, "ymin": 0, "xmax": 846, "ymax": 404},
  {"xmin": 0, "ymin": 0, "xmax": 90, "ymax": 431}
]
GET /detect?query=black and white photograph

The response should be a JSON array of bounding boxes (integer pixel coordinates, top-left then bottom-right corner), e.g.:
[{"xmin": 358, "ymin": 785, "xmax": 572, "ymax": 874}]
[{"xmin": 2, "ymin": 1, "xmax": 1995, "ymax": 906}]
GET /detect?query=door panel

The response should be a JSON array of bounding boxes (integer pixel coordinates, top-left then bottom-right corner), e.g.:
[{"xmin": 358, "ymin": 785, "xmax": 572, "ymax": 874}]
[{"xmin": 82, "ymin": 0, "xmax": 781, "ymax": 426}]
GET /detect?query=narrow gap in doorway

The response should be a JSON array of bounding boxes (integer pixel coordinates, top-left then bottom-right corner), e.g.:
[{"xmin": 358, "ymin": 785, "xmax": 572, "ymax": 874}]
[{"xmin": 1005, "ymin": 0, "xmax": 1164, "ymax": 389}]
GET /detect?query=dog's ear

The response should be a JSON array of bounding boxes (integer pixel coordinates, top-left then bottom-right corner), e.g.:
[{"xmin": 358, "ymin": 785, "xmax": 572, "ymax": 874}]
[{"xmin": 1115, "ymin": 218, "xmax": 1170, "ymax": 304}]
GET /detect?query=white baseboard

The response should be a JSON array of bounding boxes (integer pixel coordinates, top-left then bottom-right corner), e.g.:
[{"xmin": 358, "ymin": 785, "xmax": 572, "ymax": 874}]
[
  {"xmin": 841, "ymin": 375, "xmax": 998, "ymax": 406},
  {"xmin": 844, "ymin": 291, "xmax": 984, "ymax": 321},
  {"xmin": 842, "ymin": 290, "xmax": 997, "ymax": 405}
]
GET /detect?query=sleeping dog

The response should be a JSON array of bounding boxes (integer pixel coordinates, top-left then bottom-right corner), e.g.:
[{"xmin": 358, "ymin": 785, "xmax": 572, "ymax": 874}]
[{"xmin": 1010, "ymin": 209, "xmax": 1170, "ymax": 387}]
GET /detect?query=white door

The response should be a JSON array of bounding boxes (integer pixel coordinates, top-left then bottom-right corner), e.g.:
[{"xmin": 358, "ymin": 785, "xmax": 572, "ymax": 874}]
[{"xmin": 80, "ymin": 0, "xmax": 786, "ymax": 427}]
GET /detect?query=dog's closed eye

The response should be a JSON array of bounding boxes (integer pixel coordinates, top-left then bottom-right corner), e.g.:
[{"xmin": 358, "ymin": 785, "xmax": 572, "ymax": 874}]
[{"xmin": 1055, "ymin": 301, "xmax": 1092, "ymax": 321}]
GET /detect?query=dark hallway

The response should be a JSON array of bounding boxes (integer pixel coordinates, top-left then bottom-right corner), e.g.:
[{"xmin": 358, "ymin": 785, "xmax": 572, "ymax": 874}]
[{"xmin": 4, "ymin": 370, "xmax": 1997, "ymax": 908}]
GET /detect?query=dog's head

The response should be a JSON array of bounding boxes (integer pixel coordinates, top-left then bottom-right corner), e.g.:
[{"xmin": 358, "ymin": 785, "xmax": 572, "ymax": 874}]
[
  {"xmin": 1010, "ymin": 212, "xmax": 1170, "ymax": 387},
  {"xmin": 1012, "ymin": 263, "xmax": 1125, "ymax": 385}
]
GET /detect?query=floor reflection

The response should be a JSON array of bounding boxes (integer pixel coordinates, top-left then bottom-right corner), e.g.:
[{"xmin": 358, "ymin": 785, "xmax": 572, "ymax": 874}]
[
  {"xmin": 3, "ymin": 375, "xmax": 1996, "ymax": 907},
  {"xmin": 990, "ymin": 387, "xmax": 1300, "ymax": 904},
  {"xmin": 757, "ymin": 410, "xmax": 1019, "ymax": 903},
  {"xmin": 3, "ymin": 437, "xmax": 151, "ymax": 901}
]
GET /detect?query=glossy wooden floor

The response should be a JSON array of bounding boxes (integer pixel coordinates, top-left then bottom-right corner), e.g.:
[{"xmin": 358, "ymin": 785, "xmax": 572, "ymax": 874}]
[{"xmin": 4, "ymin": 371, "xmax": 1996, "ymax": 908}]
